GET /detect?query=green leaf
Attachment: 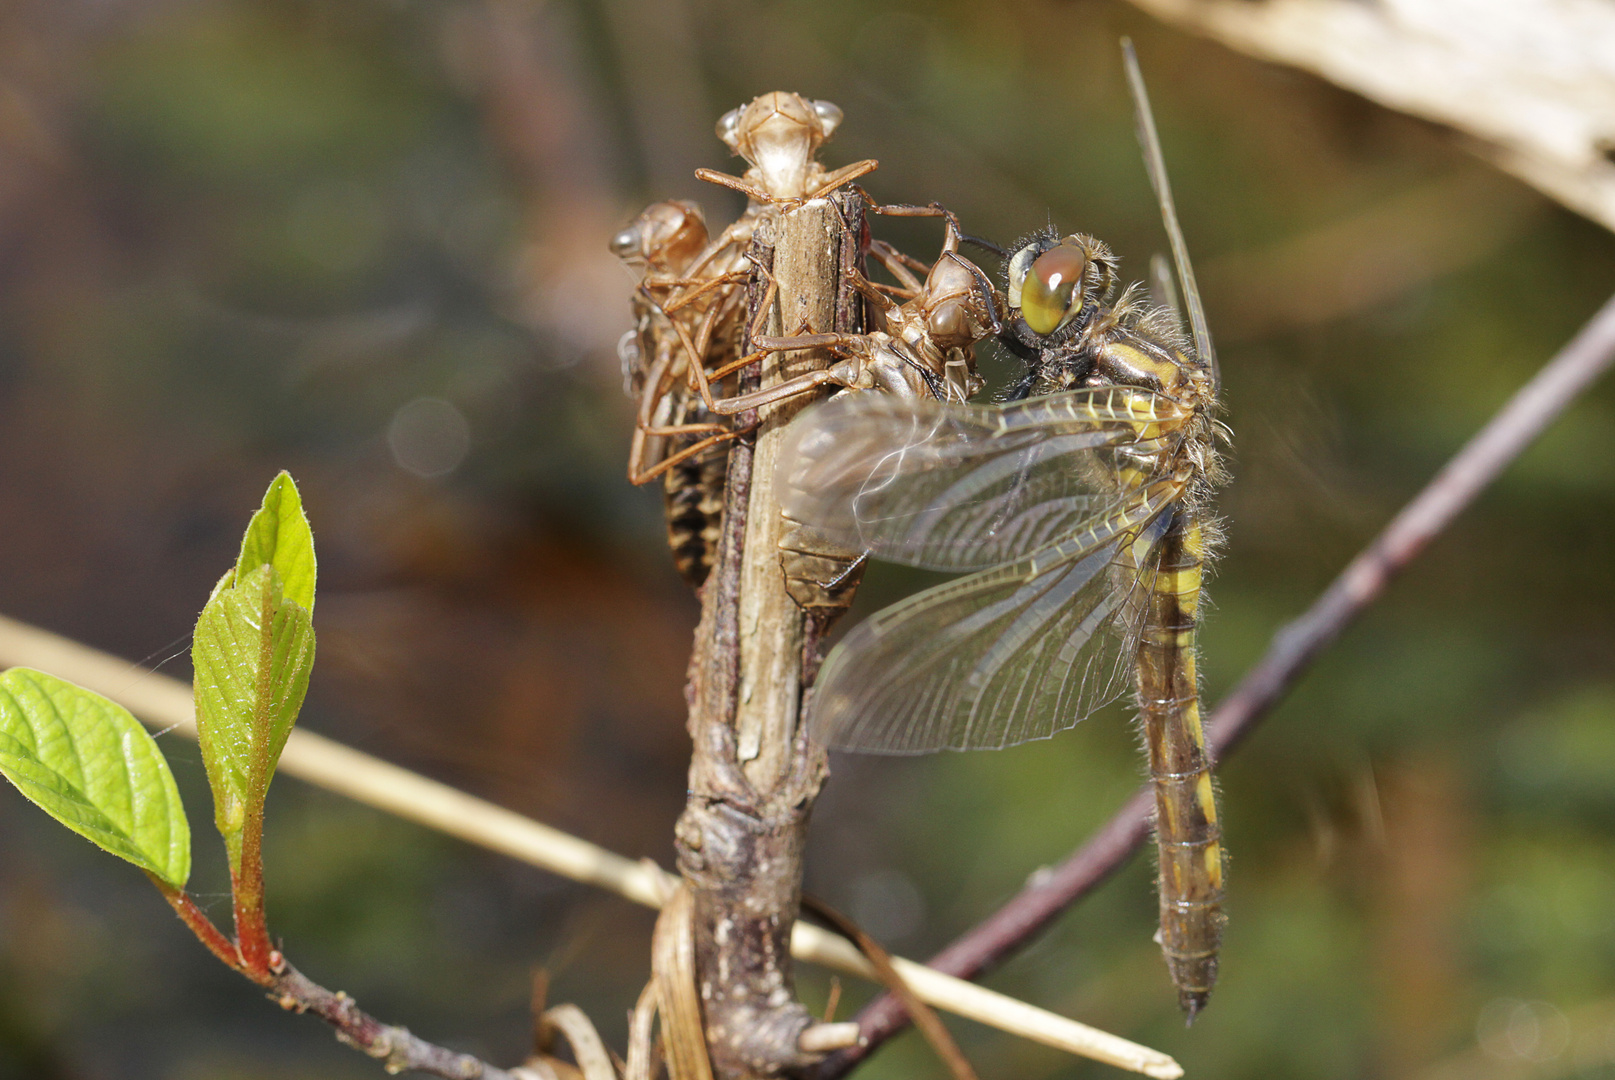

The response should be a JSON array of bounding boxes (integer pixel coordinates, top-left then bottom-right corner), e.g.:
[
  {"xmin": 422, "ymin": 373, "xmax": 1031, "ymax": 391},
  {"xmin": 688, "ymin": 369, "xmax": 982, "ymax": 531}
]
[
  {"xmin": 192, "ymin": 563, "xmax": 315, "ymax": 867},
  {"xmin": 235, "ymin": 471, "xmax": 316, "ymax": 614},
  {"xmin": 0, "ymin": 668, "xmax": 191, "ymax": 889}
]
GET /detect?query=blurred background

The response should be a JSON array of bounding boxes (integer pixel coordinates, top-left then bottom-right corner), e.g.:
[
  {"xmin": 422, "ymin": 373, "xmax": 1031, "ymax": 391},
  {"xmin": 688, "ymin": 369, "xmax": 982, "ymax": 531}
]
[{"xmin": 0, "ymin": 1, "xmax": 1613, "ymax": 1078}]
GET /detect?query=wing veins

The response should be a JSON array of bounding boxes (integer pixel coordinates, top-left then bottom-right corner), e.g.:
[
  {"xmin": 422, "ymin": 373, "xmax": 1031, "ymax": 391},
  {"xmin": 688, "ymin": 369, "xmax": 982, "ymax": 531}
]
[{"xmin": 810, "ymin": 498, "xmax": 1178, "ymax": 753}]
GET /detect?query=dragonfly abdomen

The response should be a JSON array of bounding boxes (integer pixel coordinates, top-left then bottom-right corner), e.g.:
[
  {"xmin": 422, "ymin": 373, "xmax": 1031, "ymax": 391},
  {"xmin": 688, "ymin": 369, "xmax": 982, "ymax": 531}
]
[
  {"xmin": 665, "ymin": 443, "xmax": 727, "ymax": 589},
  {"xmin": 1135, "ymin": 511, "xmax": 1225, "ymax": 1020}
]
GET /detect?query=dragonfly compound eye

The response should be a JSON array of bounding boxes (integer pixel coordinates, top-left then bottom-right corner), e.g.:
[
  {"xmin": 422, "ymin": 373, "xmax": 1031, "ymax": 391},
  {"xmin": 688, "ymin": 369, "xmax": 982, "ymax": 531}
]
[
  {"xmin": 608, "ymin": 225, "xmax": 643, "ymax": 260},
  {"xmin": 1019, "ymin": 239, "xmax": 1089, "ymax": 336},
  {"xmin": 810, "ymin": 99, "xmax": 844, "ymax": 138},
  {"xmin": 716, "ymin": 107, "xmax": 743, "ymax": 151}
]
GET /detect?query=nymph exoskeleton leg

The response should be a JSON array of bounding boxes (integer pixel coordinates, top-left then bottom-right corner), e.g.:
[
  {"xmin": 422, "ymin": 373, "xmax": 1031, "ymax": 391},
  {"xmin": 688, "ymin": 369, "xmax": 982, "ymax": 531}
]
[
  {"xmin": 693, "ymin": 168, "xmax": 776, "ymax": 206},
  {"xmin": 682, "ymin": 268, "xmax": 780, "ymax": 404},
  {"xmin": 626, "ymin": 323, "xmax": 748, "ymax": 487},
  {"xmin": 626, "ymin": 349, "xmax": 753, "ymax": 486},
  {"xmin": 805, "ymin": 159, "xmax": 880, "ymax": 200},
  {"xmin": 705, "ymin": 363, "xmax": 854, "ymax": 416},
  {"xmin": 665, "ymin": 214, "xmax": 757, "ymax": 306},
  {"xmin": 626, "ymin": 349, "xmax": 678, "ymax": 483},
  {"xmin": 863, "ymin": 198, "xmax": 973, "ymax": 262},
  {"xmin": 865, "ymin": 240, "xmax": 926, "ymax": 296},
  {"xmin": 695, "ymin": 158, "xmax": 879, "ymax": 207},
  {"xmin": 702, "ymin": 323, "xmax": 874, "ymax": 416},
  {"xmin": 646, "ymin": 269, "xmax": 755, "ymax": 413},
  {"xmin": 654, "ymin": 269, "xmax": 749, "ymax": 315},
  {"xmin": 628, "ymin": 424, "xmax": 752, "ymax": 486}
]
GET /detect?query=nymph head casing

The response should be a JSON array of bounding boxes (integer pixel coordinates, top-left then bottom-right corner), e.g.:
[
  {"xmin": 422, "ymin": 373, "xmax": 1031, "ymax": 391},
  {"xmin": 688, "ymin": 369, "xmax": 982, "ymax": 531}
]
[
  {"xmin": 714, "ymin": 92, "xmax": 844, "ymax": 200},
  {"xmin": 921, "ymin": 251, "xmax": 1002, "ymax": 352},
  {"xmin": 609, "ymin": 200, "xmax": 709, "ymax": 274}
]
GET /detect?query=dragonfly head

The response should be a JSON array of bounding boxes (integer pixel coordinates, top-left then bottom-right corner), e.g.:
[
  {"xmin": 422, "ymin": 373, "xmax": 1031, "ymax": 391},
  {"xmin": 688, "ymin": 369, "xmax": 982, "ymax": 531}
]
[
  {"xmin": 921, "ymin": 251, "xmax": 1001, "ymax": 351},
  {"xmin": 1005, "ymin": 232, "xmax": 1118, "ymax": 338},
  {"xmin": 716, "ymin": 92, "xmax": 843, "ymax": 200},
  {"xmin": 609, "ymin": 200, "xmax": 709, "ymax": 274}
]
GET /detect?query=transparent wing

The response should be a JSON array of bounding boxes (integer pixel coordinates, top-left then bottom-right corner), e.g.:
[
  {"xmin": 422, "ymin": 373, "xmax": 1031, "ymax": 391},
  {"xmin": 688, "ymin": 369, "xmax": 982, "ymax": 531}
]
[
  {"xmin": 808, "ymin": 509, "xmax": 1176, "ymax": 753},
  {"xmin": 776, "ymin": 389, "xmax": 1187, "ymax": 573},
  {"xmin": 1123, "ymin": 39, "xmax": 1218, "ymax": 391},
  {"xmin": 1148, "ymin": 252, "xmax": 1182, "ymax": 331}
]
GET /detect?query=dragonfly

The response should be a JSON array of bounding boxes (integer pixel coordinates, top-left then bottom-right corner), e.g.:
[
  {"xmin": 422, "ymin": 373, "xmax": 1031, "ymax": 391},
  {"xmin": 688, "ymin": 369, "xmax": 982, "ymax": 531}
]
[{"xmin": 774, "ymin": 41, "xmax": 1229, "ymax": 1018}]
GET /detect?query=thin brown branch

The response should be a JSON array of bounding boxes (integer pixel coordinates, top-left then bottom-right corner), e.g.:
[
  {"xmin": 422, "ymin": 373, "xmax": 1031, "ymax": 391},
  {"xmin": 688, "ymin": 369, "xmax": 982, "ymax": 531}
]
[
  {"xmin": 153, "ymin": 879, "xmax": 522, "ymax": 1078},
  {"xmin": 267, "ymin": 954, "xmax": 524, "ymax": 1080},
  {"xmin": 154, "ymin": 879, "xmax": 242, "ymax": 972},
  {"xmin": 800, "ymin": 896, "xmax": 976, "ymax": 1080},
  {"xmin": 817, "ymin": 289, "xmax": 1615, "ymax": 1075}
]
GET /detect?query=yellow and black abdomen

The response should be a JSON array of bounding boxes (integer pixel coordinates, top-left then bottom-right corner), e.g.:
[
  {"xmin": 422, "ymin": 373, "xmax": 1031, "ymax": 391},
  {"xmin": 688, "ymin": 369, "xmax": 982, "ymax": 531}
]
[{"xmin": 1135, "ymin": 509, "xmax": 1225, "ymax": 1019}]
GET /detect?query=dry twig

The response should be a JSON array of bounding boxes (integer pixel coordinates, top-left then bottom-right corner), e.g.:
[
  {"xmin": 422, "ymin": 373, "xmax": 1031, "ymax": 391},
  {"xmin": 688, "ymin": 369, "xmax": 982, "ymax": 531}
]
[
  {"xmin": 800, "ymin": 896, "xmax": 977, "ymax": 1080},
  {"xmin": 538, "ymin": 1005, "xmax": 618, "ymax": 1080},
  {"xmin": 156, "ymin": 887, "xmax": 521, "ymax": 1080}
]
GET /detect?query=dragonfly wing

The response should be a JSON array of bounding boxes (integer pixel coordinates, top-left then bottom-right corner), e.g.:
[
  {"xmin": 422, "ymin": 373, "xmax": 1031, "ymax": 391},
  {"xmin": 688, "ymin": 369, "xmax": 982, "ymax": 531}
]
[
  {"xmin": 809, "ymin": 510, "xmax": 1174, "ymax": 753},
  {"xmin": 776, "ymin": 389, "xmax": 1186, "ymax": 572},
  {"xmin": 1123, "ymin": 39, "xmax": 1217, "ymax": 391},
  {"xmin": 1148, "ymin": 252, "xmax": 1183, "ymax": 332}
]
